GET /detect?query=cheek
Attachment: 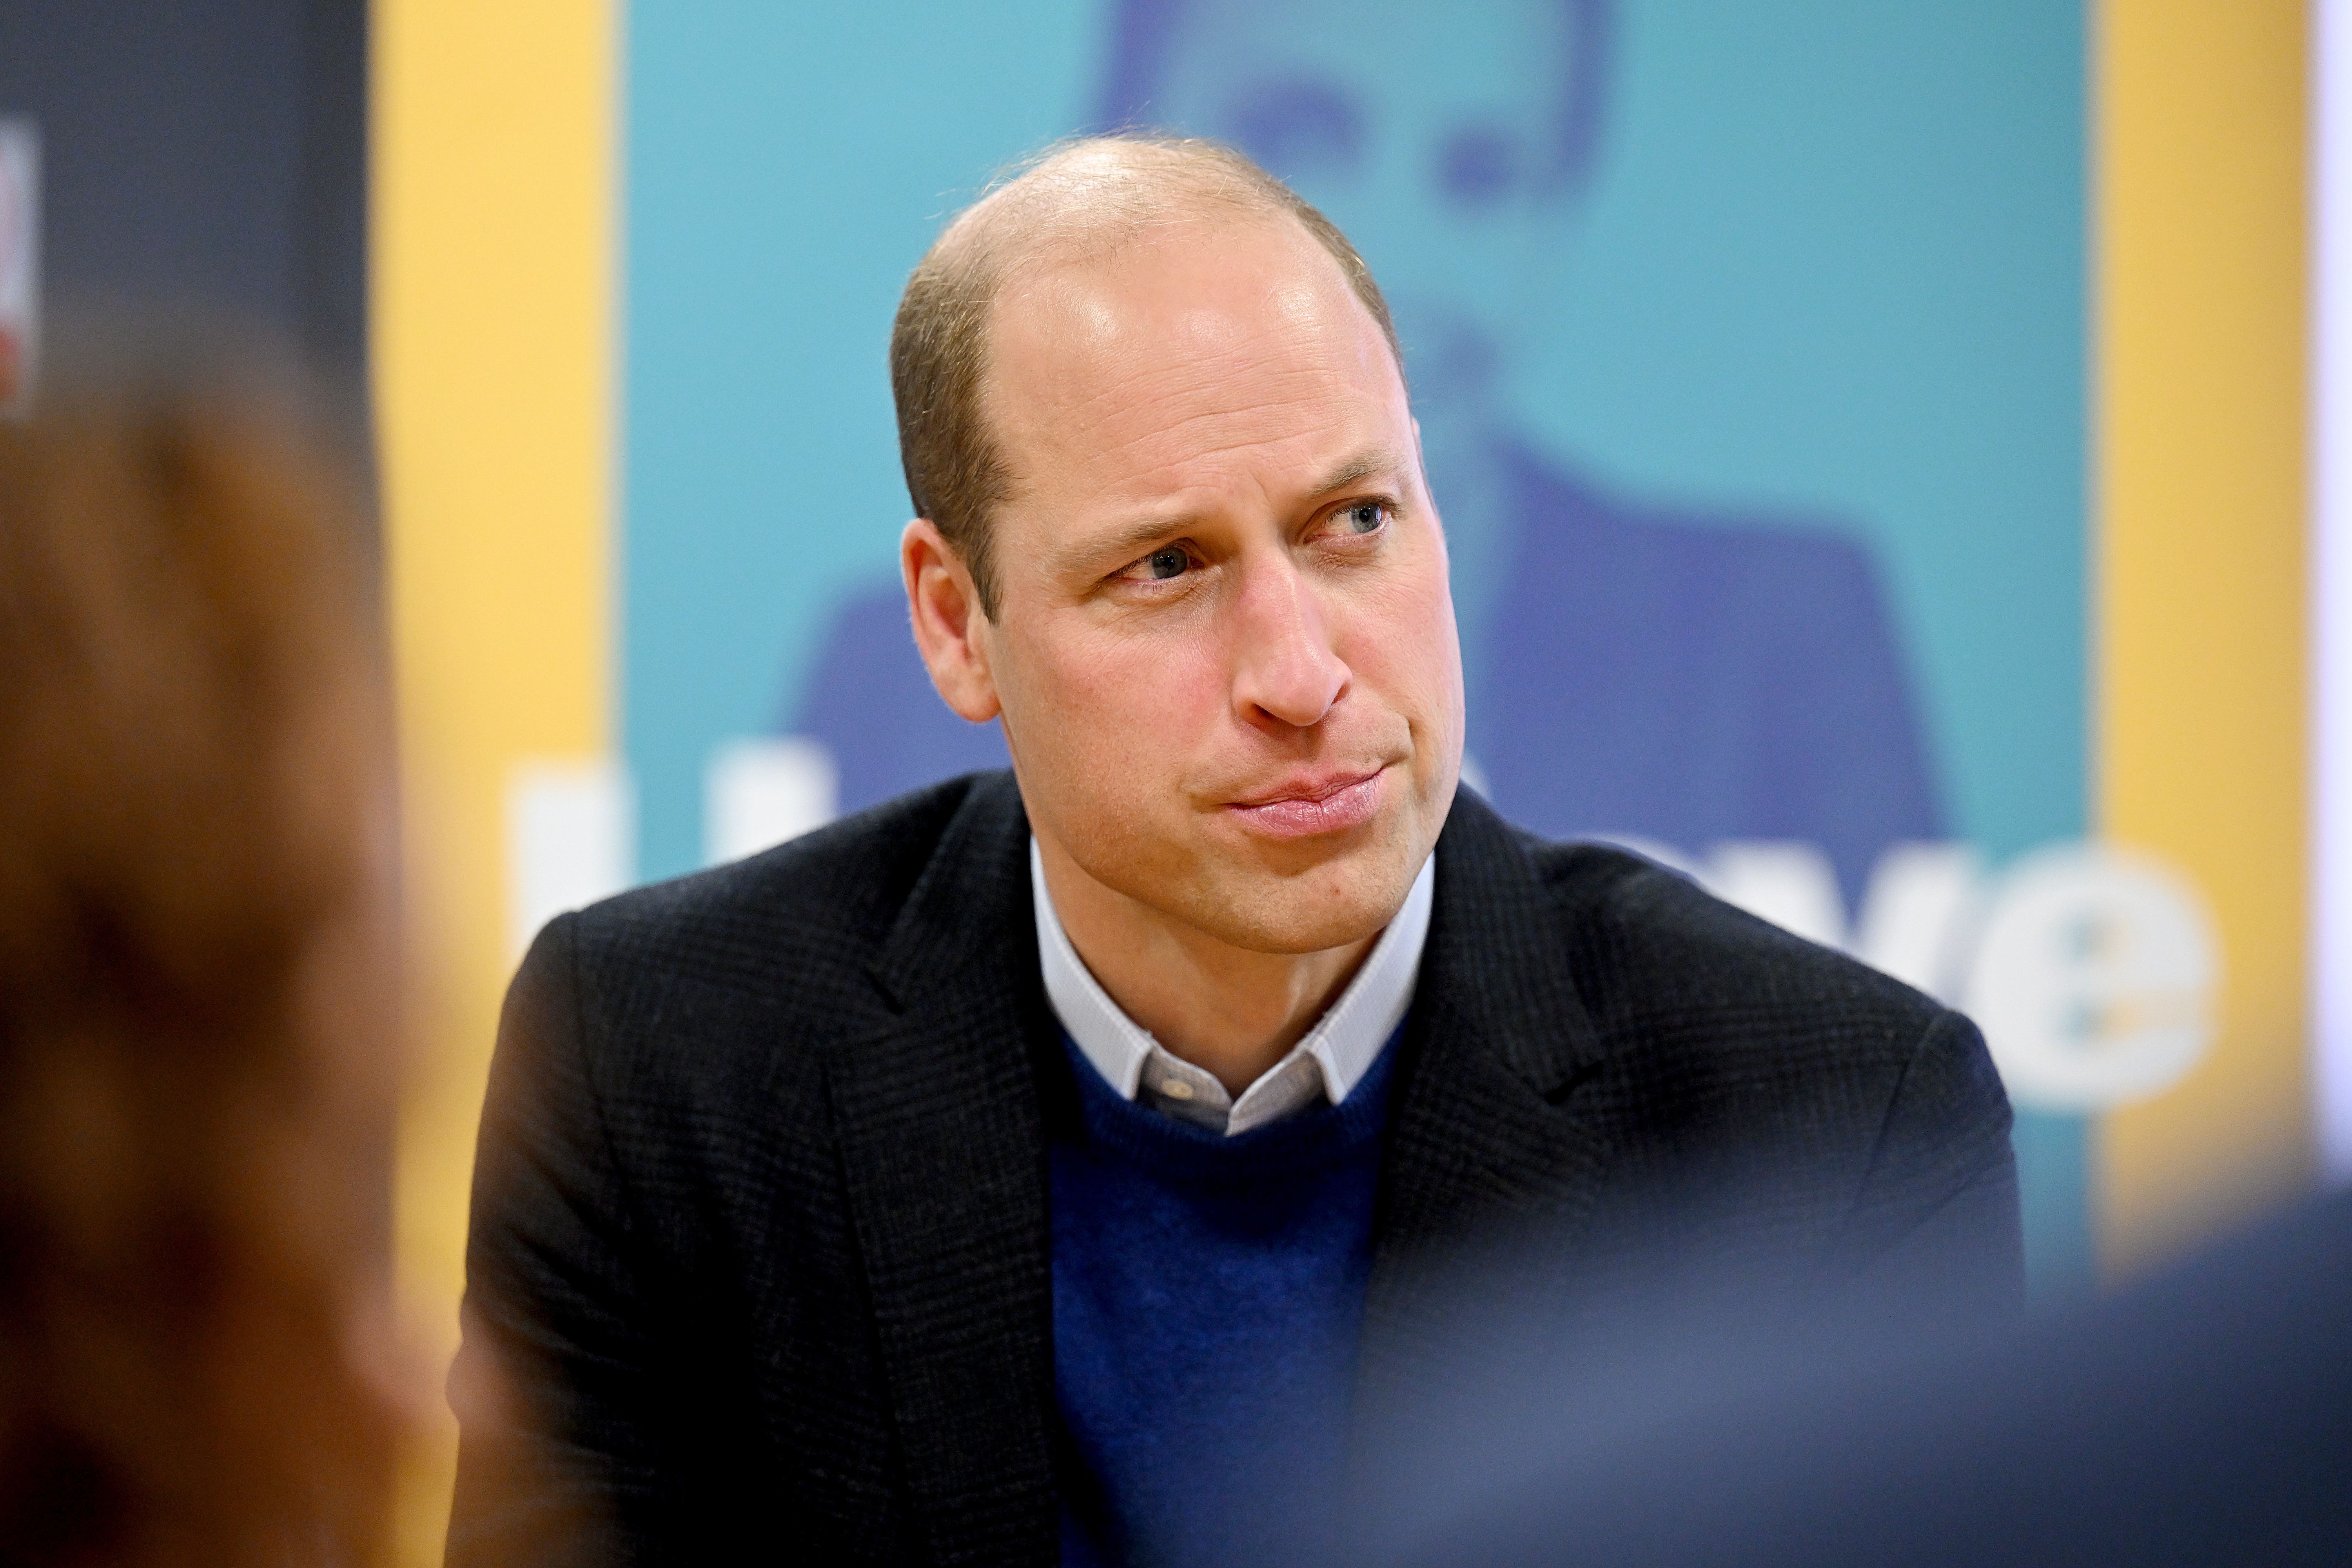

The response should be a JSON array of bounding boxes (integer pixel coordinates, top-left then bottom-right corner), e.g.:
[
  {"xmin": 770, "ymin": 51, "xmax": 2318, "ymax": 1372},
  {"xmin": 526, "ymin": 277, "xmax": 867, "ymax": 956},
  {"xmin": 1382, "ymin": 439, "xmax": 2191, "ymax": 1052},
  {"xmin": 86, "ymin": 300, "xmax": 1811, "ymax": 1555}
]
[
  {"xmin": 1341, "ymin": 555, "xmax": 1462, "ymax": 705},
  {"xmin": 1007, "ymin": 620, "xmax": 1230, "ymax": 781}
]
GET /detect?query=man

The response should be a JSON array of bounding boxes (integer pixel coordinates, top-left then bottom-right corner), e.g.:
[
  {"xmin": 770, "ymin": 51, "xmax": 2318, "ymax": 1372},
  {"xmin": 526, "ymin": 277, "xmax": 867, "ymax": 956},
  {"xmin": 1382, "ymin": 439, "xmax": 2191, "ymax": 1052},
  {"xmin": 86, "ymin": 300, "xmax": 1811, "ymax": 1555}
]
[{"xmin": 449, "ymin": 136, "xmax": 2018, "ymax": 1568}]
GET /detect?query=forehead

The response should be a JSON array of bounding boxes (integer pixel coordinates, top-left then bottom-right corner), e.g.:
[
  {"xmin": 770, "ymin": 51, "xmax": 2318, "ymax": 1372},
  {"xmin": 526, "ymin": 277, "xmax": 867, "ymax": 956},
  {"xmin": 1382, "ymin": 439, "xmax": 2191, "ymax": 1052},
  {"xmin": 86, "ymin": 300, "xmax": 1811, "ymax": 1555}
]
[
  {"xmin": 982, "ymin": 216, "xmax": 1405, "ymax": 501},
  {"xmin": 1151, "ymin": 0, "xmax": 1571, "ymax": 129}
]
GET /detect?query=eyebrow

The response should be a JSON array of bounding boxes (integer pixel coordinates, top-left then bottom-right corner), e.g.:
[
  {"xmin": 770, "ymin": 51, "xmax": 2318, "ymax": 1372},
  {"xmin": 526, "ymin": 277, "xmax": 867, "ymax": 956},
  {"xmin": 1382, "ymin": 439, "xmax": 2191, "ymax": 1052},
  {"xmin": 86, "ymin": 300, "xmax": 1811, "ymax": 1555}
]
[
  {"xmin": 1307, "ymin": 446, "xmax": 1411, "ymax": 498},
  {"xmin": 1056, "ymin": 445, "xmax": 1415, "ymax": 578}
]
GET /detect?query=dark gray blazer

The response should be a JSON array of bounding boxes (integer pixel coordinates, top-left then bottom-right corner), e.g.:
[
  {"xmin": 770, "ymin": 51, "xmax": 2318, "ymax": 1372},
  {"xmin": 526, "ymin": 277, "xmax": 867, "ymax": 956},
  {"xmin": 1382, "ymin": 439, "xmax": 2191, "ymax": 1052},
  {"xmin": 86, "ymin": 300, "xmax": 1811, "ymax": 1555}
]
[{"xmin": 446, "ymin": 771, "xmax": 2020, "ymax": 1567}]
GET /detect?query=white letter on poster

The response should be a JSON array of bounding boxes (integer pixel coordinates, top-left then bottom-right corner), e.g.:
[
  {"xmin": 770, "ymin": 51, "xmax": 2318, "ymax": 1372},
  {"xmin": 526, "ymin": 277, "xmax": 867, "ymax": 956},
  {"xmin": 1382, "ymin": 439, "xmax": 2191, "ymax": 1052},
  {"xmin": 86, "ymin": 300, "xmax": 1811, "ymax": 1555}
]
[
  {"xmin": 705, "ymin": 736, "xmax": 838, "ymax": 866},
  {"xmin": 506, "ymin": 758, "xmax": 637, "ymax": 961},
  {"xmin": 1853, "ymin": 842, "xmax": 1984, "ymax": 1001},
  {"xmin": 1963, "ymin": 843, "xmax": 2220, "ymax": 1112}
]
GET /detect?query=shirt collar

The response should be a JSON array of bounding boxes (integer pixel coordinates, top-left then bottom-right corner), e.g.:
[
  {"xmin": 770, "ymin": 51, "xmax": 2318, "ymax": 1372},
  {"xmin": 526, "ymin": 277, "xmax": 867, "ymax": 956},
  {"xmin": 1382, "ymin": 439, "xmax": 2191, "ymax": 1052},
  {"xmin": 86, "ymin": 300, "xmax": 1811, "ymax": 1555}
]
[{"xmin": 1031, "ymin": 837, "xmax": 1434, "ymax": 1130}]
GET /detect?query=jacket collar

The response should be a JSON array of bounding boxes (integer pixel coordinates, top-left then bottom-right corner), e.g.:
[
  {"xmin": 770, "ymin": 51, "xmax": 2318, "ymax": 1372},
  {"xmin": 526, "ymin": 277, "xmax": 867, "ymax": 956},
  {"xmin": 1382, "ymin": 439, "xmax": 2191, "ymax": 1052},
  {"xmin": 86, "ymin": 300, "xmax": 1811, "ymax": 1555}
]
[
  {"xmin": 1404, "ymin": 786, "xmax": 1608, "ymax": 1096},
  {"xmin": 1360, "ymin": 788, "xmax": 1618, "ymax": 1384}
]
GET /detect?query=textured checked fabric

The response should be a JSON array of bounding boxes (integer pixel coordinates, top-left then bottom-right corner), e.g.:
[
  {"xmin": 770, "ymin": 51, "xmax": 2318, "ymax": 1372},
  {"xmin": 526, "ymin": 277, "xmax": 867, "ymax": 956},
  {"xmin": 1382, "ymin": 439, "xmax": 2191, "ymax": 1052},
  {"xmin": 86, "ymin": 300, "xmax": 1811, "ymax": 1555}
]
[{"xmin": 446, "ymin": 771, "xmax": 2020, "ymax": 1568}]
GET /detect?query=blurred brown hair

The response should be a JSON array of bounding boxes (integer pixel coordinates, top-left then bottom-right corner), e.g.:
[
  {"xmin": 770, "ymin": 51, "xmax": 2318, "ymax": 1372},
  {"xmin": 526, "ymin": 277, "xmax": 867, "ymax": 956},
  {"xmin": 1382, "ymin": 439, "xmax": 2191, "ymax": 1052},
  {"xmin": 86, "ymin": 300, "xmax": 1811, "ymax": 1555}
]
[{"xmin": 0, "ymin": 333, "xmax": 402, "ymax": 1566}]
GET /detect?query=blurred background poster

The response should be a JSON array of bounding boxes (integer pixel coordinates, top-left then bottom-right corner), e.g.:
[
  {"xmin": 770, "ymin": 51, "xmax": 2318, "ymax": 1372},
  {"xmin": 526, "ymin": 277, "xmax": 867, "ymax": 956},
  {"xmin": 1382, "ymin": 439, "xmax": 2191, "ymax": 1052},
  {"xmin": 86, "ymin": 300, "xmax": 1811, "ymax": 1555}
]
[
  {"xmin": 621, "ymin": 0, "xmax": 2115, "ymax": 1288},
  {"xmin": 596, "ymin": 0, "xmax": 2312, "ymax": 1303}
]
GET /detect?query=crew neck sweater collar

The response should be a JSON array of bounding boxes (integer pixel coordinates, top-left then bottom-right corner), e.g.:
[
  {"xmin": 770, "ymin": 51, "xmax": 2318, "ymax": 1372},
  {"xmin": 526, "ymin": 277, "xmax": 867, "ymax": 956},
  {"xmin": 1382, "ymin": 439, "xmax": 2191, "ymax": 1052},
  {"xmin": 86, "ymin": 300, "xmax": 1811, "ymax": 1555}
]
[
  {"xmin": 1055, "ymin": 1021, "xmax": 1406, "ymax": 1186},
  {"xmin": 1030, "ymin": 839, "xmax": 1434, "ymax": 1136}
]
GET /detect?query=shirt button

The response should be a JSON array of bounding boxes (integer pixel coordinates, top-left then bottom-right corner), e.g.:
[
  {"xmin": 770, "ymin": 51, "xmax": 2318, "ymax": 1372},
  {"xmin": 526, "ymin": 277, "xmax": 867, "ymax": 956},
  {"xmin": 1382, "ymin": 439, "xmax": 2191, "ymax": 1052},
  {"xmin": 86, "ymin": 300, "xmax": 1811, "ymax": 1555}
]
[{"xmin": 1159, "ymin": 1079, "xmax": 1196, "ymax": 1101}]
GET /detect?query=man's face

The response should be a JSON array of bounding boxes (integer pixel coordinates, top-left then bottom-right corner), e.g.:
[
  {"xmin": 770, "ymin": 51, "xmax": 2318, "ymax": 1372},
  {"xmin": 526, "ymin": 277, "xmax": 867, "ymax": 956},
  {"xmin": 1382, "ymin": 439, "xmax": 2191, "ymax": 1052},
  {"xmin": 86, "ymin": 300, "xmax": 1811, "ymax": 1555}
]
[
  {"xmin": 1149, "ymin": 0, "xmax": 1581, "ymax": 417},
  {"xmin": 977, "ymin": 217, "xmax": 1463, "ymax": 955}
]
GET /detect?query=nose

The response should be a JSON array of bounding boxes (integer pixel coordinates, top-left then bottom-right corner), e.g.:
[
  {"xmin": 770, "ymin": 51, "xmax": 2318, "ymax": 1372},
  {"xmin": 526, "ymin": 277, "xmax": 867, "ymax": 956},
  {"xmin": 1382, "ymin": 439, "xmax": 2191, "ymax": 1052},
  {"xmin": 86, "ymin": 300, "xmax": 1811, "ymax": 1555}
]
[{"xmin": 1229, "ymin": 554, "xmax": 1349, "ymax": 731}]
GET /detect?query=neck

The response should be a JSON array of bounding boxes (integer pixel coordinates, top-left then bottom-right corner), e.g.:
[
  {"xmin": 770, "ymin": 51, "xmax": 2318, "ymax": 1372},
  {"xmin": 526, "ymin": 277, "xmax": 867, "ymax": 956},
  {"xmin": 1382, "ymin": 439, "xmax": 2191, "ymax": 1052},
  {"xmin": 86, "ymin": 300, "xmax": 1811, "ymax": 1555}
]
[{"xmin": 1034, "ymin": 833, "xmax": 1378, "ymax": 1097}]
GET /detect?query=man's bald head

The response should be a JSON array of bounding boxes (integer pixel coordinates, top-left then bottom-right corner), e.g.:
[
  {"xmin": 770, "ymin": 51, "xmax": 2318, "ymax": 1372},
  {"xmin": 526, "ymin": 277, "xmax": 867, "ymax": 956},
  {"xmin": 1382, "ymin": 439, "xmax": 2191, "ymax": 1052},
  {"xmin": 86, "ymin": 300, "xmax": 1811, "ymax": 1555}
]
[{"xmin": 889, "ymin": 134, "xmax": 1403, "ymax": 616}]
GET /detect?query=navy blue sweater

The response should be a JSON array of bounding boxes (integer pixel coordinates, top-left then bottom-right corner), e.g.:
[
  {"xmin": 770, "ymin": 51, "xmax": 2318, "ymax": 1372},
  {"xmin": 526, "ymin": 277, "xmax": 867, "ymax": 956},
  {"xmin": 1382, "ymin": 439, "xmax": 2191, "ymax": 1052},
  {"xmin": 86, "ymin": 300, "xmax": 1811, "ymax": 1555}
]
[{"xmin": 1049, "ymin": 1027, "xmax": 1403, "ymax": 1568}]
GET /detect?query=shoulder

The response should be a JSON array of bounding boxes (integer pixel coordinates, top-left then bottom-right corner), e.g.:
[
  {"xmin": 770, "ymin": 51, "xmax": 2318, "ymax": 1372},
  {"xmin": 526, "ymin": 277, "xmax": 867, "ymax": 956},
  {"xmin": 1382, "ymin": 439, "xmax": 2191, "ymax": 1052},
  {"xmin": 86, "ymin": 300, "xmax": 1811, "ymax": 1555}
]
[
  {"xmin": 573, "ymin": 773, "xmax": 976, "ymax": 987},
  {"xmin": 1510, "ymin": 830, "xmax": 2010, "ymax": 1244},
  {"xmin": 513, "ymin": 773, "xmax": 1012, "ymax": 1096},
  {"xmin": 1459, "ymin": 817, "xmax": 1999, "ymax": 1166},
  {"xmin": 1525, "ymin": 835, "xmax": 1940, "ymax": 1055}
]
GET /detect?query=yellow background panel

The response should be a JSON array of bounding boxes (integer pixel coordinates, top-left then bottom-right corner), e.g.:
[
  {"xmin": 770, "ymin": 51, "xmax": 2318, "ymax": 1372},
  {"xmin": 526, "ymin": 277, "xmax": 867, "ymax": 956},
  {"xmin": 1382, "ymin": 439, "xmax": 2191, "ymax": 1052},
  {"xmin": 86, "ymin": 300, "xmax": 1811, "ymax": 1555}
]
[
  {"xmin": 373, "ymin": 0, "xmax": 615, "ymax": 1559},
  {"xmin": 2094, "ymin": 0, "xmax": 2311, "ymax": 1273}
]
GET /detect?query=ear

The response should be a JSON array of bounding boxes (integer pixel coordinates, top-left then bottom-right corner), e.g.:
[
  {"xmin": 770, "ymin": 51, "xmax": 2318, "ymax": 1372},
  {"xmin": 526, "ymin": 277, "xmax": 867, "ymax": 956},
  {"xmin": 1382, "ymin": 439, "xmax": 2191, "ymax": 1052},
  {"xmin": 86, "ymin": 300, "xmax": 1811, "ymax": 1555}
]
[{"xmin": 902, "ymin": 518, "xmax": 1002, "ymax": 722}]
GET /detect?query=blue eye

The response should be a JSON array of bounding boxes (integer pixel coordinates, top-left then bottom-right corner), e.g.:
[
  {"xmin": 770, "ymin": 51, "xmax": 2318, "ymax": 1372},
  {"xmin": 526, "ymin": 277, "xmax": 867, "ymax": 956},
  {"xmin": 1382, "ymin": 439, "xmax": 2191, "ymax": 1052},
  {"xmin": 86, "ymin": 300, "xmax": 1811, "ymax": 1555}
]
[
  {"xmin": 1341, "ymin": 503, "xmax": 1386, "ymax": 534},
  {"xmin": 1145, "ymin": 546, "xmax": 1189, "ymax": 579}
]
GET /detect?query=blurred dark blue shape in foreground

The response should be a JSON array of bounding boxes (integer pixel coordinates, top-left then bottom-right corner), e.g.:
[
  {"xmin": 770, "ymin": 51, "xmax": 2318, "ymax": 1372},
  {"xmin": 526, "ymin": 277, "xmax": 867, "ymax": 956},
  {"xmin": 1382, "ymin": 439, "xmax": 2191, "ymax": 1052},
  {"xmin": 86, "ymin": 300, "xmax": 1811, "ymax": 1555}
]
[{"xmin": 1349, "ymin": 1186, "xmax": 2352, "ymax": 1568}]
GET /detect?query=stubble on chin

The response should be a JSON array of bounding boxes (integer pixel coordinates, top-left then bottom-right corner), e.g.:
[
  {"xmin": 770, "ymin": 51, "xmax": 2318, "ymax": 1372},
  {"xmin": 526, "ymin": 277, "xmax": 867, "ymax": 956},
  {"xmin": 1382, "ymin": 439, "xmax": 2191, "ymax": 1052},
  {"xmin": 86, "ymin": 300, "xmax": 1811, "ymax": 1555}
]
[{"xmin": 1155, "ymin": 808, "xmax": 1432, "ymax": 956}]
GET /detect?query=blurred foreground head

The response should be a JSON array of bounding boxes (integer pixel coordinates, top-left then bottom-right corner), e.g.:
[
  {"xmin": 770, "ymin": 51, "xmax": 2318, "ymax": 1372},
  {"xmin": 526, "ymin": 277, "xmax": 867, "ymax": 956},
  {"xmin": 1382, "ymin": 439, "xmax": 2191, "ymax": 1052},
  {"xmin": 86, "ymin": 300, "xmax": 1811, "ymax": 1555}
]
[{"xmin": 0, "ymin": 339, "xmax": 401, "ymax": 1565}]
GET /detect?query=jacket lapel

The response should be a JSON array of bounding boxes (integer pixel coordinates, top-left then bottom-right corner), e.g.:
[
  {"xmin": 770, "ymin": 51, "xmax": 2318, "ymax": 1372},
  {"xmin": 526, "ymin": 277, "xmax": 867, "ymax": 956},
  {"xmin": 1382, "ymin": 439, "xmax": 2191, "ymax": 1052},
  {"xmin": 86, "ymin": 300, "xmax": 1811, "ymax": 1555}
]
[
  {"xmin": 825, "ymin": 774, "xmax": 1060, "ymax": 1567},
  {"xmin": 822, "ymin": 777, "xmax": 1620, "ymax": 1554},
  {"xmin": 1362, "ymin": 792, "xmax": 1618, "ymax": 1381}
]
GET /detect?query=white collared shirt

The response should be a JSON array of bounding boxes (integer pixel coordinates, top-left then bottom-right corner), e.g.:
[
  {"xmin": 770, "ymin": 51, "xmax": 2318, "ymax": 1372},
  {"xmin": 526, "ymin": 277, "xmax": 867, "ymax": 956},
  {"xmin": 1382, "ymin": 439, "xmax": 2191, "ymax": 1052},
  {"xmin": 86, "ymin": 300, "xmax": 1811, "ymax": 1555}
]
[{"xmin": 1031, "ymin": 840, "xmax": 1435, "ymax": 1136}]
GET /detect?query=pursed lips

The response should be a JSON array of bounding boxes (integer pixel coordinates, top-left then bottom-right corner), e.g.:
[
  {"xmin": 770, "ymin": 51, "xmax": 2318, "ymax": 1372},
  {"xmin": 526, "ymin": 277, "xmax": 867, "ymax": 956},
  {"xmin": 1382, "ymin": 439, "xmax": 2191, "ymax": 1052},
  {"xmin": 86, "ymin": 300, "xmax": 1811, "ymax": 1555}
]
[{"xmin": 1222, "ymin": 765, "xmax": 1388, "ymax": 838}]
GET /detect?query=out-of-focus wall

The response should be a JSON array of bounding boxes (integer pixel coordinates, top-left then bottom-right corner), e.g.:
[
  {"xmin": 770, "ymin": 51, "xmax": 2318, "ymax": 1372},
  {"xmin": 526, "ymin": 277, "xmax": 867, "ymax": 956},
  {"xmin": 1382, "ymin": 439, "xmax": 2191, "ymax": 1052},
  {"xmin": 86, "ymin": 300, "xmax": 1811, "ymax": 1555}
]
[
  {"xmin": 0, "ymin": 0, "xmax": 367, "ymax": 374},
  {"xmin": 372, "ymin": 1, "xmax": 614, "ymax": 1561}
]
